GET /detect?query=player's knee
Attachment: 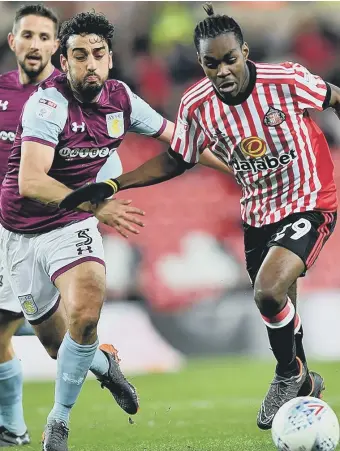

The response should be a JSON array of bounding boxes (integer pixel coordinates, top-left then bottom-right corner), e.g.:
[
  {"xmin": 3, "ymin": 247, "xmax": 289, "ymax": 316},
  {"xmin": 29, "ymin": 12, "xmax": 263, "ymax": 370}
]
[
  {"xmin": 69, "ymin": 311, "xmax": 100, "ymax": 342},
  {"xmin": 254, "ymin": 282, "xmax": 286, "ymax": 316}
]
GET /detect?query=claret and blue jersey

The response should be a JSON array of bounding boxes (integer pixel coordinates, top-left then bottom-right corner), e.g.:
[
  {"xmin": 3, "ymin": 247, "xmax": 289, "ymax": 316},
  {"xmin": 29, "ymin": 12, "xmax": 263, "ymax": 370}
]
[{"xmin": 0, "ymin": 73, "xmax": 167, "ymax": 233}]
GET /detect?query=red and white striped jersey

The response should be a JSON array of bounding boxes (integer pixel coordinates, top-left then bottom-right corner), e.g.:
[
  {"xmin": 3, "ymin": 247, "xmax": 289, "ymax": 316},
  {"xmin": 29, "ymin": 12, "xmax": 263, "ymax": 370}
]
[{"xmin": 171, "ymin": 61, "xmax": 337, "ymax": 227}]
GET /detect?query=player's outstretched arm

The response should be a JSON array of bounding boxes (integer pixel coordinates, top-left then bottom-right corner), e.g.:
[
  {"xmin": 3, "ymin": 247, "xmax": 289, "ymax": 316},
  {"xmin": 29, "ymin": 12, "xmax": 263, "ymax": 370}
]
[
  {"xmin": 199, "ymin": 149, "xmax": 233, "ymax": 175},
  {"xmin": 59, "ymin": 148, "xmax": 192, "ymax": 211},
  {"xmin": 117, "ymin": 148, "xmax": 193, "ymax": 190}
]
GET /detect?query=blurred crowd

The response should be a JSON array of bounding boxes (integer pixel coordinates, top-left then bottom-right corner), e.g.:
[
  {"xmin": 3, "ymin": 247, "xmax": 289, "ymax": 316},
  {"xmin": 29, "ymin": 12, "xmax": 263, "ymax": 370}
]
[{"xmin": 1, "ymin": 1, "xmax": 340, "ymax": 144}]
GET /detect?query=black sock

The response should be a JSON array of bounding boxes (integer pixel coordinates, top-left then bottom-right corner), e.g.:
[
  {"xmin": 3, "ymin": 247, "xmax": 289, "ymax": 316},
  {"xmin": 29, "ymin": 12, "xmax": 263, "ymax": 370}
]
[
  {"xmin": 262, "ymin": 300, "xmax": 298, "ymax": 377},
  {"xmin": 295, "ymin": 323, "xmax": 313, "ymax": 394},
  {"xmin": 267, "ymin": 318, "xmax": 298, "ymax": 377},
  {"xmin": 295, "ymin": 322, "xmax": 307, "ymax": 366}
]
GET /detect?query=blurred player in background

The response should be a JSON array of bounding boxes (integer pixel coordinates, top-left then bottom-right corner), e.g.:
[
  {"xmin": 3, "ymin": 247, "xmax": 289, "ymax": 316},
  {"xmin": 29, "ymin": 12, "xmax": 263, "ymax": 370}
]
[
  {"xmin": 0, "ymin": 5, "xmax": 59, "ymax": 446},
  {"xmin": 62, "ymin": 3, "xmax": 339, "ymax": 432}
]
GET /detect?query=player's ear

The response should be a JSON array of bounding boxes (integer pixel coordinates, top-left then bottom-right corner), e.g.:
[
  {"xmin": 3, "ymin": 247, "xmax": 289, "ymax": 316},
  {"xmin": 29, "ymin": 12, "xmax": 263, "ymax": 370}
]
[
  {"xmin": 109, "ymin": 51, "xmax": 113, "ymax": 70},
  {"xmin": 242, "ymin": 42, "xmax": 249, "ymax": 61},
  {"xmin": 197, "ymin": 52, "xmax": 203, "ymax": 69},
  {"xmin": 52, "ymin": 38, "xmax": 60, "ymax": 56},
  {"xmin": 7, "ymin": 32, "xmax": 15, "ymax": 52},
  {"xmin": 60, "ymin": 54, "xmax": 68, "ymax": 73}
]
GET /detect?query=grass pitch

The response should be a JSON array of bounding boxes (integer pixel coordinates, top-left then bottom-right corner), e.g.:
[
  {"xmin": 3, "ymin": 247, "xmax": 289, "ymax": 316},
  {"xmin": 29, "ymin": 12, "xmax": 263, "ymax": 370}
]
[{"xmin": 18, "ymin": 358, "xmax": 340, "ymax": 450}]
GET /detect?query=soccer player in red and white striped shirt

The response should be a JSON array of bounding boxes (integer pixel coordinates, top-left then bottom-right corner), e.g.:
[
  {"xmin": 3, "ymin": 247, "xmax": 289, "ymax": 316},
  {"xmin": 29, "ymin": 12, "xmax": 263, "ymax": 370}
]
[{"xmin": 61, "ymin": 3, "xmax": 339, "ymax": 430}]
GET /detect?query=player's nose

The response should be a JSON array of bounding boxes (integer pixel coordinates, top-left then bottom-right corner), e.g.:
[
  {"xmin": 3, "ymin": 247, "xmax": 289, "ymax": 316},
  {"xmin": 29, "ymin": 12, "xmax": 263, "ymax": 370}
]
[
  {"xmin": 29, "ymin": 36, "xmax": 41, "ymax": 51},
  {"xmin": 217, "ymin": 62, "xmax": 231, "ymax": 78},
  {"xmin": 87, "ymin": 55, "xmax": 98, "ymax": 71}
]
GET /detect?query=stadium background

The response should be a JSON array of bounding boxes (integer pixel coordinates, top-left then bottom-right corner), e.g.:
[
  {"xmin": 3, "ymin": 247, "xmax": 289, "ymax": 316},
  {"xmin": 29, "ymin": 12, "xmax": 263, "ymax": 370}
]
[{"xmin": 0, "ymin": 1, "xmax": 340, "ymax": 378}]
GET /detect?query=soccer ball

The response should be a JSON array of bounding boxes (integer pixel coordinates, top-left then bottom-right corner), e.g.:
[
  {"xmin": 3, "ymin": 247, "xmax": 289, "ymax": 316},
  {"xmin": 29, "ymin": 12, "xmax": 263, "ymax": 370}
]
[{"xmin": 272, "ymin": 396, "xmax": 340, "ymax": 451}]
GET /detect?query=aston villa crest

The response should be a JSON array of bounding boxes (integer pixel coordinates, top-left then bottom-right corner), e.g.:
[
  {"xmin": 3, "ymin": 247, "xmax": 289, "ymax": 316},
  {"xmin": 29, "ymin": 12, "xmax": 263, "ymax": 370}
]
[
  {"xmin": 263, "ymin": 106, "xmax": 286, "ymax": 127},
  {"xmin": 106, "ymin": 112, "xmax": 124, "ymax": 138}
]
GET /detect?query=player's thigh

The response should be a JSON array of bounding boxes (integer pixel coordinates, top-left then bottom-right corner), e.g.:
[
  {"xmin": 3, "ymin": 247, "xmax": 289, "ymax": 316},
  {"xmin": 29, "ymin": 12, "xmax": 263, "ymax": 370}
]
[
  {"xmin": 288, "ymin": 281, "xmax": 297, "ymax": 307},
  {"xmin": 255, "ymin": 246, "xmax": 304, "ymax": 303},
  {"xmin": 256, "ymin": 211, "xmax": 337, "ymax": 297},
  {"xmin": 48, "ymin": 217, "xmax": 106, "ymax": 320}
]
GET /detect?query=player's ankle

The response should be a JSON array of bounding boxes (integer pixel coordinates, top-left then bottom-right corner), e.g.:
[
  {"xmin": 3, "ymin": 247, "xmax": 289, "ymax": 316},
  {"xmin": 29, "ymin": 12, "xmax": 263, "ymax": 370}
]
[{"xmin": 276, "ymin": 360, "xmax": 300, "ymax": 378}]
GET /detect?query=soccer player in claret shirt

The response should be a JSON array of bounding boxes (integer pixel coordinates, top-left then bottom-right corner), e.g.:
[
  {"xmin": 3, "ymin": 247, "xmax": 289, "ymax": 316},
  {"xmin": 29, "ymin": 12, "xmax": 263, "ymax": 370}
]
[
  {"xmin": 62, "ymin": 3, "xmax": 339, "ymax": 430},
  {"xmin": 0, "ymin": 5, "xmax": 152, "ymax": 449}
]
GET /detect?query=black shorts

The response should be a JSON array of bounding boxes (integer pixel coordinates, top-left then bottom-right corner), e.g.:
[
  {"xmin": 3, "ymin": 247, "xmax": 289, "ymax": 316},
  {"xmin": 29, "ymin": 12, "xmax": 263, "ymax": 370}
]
[{"xmin": 243, "ymin": 211, "xmax": 337, "ymax": 285}]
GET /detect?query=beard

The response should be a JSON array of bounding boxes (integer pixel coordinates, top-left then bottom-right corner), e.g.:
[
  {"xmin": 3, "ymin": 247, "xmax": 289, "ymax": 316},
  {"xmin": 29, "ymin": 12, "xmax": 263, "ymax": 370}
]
[
  {"xmin": 18, "ymin": 58, "xmax": 46, "ymax": 80},
  {"xmin": 70, "ymin": 73, "xmax": 105, "ymax": 103}
]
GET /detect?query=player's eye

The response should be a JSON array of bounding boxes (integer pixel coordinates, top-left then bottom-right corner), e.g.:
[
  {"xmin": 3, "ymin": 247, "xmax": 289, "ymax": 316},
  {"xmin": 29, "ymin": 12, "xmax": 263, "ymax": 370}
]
[
  {"xmin": 74, "ymin": 55, "xmax": 87, "ymax": 61},
  {"xmin": 22, "ymin": 33, "xmax": 32, "ymax": 39},
  {"xmin": 206, "ymin": 61, "xmax": 218, "ymax": 69}
]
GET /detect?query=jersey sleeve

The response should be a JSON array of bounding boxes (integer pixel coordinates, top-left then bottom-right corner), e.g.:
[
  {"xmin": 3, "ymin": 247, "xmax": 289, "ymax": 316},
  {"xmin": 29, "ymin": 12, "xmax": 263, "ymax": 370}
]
[
  {"xmin": 96, "ymin": 151, "xmax": 123, "ymax": 182},
  {"xmin": 170, "ymin": 99, "xmax": 210, "ymax": 164},
  {"xmin": 120, "ymin": 82, "xmax": 167, "ymax": 137},
  {"xmin": 292, "ymin": 63, "xmax": 330, "ymax": 111},
  {"xmin": 21, "ymin": 86, "xmax": 68, "ymax": 148}
]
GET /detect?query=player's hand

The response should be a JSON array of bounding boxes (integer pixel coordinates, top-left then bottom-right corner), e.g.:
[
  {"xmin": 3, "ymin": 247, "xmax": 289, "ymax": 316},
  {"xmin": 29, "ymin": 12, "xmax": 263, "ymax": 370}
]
[
  {"xmin": 94, "ymin": 198, "xmax": 145, "ymax": 238},
  {"xmin": 59, "ymin": 179, "xmax": 120, "ymax": 211}
]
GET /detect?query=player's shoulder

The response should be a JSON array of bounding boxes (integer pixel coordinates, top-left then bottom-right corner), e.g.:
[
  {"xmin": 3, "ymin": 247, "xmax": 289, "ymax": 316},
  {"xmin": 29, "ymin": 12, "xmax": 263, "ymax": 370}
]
[
  {"xmin": 104, "ymin": 79, "xmax": 137, "ymax": 111},
  {"xmin": 0, "ymin": 70, "xmax": 19, "ymax": 90},
  {"xmin": 180, "ymin": 77, "xmax": 214, "ymax": 110},
  {"xmin": 105, "ymin": 78, "xmax": 131, "ymax": 95},
  {"xmin": 25, "ymin": 73, "xmax": 69, "ymax": 115},
  {"xmin": 39, "ymin": 72, "xmax": 67, "ymax": 92},
  {"xmin": 33, "ymin": 73, "xmax": 69, "ymax": 104},
  {"xmin": 255, "ymin": 61, "xmax": 303, "ymax": 83}
]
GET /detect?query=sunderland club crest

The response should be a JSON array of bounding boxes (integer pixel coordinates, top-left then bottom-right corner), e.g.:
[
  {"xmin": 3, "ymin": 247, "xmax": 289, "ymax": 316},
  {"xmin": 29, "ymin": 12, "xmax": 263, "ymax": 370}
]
[{"xmin": 263, "ymin": 106, "xmax": 286, "ymax": 127}]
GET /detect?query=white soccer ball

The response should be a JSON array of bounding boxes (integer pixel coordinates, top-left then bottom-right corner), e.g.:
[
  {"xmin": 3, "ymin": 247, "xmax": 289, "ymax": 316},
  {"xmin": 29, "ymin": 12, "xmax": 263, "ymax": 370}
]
[{"xmin": 272, "ymin": 396, "xmax": 340, "ymax": 451}]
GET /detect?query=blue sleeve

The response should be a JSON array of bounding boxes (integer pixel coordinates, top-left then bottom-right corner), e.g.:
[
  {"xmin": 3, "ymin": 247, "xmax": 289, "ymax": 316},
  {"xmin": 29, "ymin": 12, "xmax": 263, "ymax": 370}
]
[
  {"xmin": 120, "ymin": 81, "xmax": 167, "ymax": 137},
  {"xmin": 22, "ymin": 86, "xmax": 68, "ymax": 147},
  {"xmin": 96, "ymin": 151, "xmax": 123, "ymax": 181}
]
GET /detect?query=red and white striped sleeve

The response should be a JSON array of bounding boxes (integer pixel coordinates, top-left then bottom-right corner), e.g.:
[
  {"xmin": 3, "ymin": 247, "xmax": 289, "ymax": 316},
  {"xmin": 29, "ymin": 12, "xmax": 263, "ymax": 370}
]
[
  {"xmin": 292, "ymin": 62, "xmax": 329, "ymax": 111},
  {"xmin": 170, "ymin": 98, "xmax": 210, "ymax": 164}
]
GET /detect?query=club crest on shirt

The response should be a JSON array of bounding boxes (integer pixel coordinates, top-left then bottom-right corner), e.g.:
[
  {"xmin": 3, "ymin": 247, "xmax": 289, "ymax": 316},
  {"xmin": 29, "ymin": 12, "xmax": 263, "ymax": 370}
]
[
  {"xmin": 106, "ymin": 112, "xmax": 124, "ymax": 138},
  {"xmin": 263, "ymin": 106, "xmax": 286, "ymax": 127},
  {"xmin": 18, "ymin": 294, "xmax": 38, "ymax": 315}
]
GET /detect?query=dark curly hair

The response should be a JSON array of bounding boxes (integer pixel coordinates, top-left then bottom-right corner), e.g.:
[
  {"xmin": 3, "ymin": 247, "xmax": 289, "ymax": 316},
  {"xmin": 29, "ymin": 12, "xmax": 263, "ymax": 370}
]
[
  {"xmin": 59, "ymin": 11, "xmax": 114, "ymax": 57},
  {"xmin": 194, "ymin": 3, "xmax": 244, "ymax": 52},
  {"xmin": 13, "ymin": 4, "xmax": 59, "ymax": 36}
]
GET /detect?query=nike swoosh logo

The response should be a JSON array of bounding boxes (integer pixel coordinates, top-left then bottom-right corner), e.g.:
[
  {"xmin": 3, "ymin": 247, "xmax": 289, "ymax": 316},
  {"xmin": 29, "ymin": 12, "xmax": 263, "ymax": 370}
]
[{"xmin": 261, "ymin": 414, "xmax": 274, "ymax": 424}]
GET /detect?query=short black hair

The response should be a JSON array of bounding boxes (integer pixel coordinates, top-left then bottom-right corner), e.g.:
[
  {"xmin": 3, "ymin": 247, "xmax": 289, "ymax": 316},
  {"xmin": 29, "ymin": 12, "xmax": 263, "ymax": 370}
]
[
  {"xmin": 13, "ymin": 4, "xmax": 59, "ymax": 36},
  {"xmin": 59, "ymin": 11, "xmax": 114, "ymax": 57},
  {"xmin": 194, "ymin": 3, "xmax": 244, "ymax": 52}
]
